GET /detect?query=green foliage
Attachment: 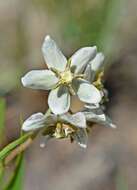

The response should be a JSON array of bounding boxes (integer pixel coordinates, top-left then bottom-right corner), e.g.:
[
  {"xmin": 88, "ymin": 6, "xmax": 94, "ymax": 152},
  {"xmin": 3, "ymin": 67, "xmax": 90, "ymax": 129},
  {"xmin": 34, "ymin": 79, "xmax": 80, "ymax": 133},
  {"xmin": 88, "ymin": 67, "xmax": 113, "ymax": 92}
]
[
  {"xmin": 98, "ymin": 0, "xmax": 127, "ymax": 56},
  {"xmin": 32, "ymin": 0, "xmax": 126, "ymax": 58},
  {"xmin": 0, "ymin": 98, "xmax": 6, "ymax": 184},
  {"xmin": 0, "ymin": 98, "xmax": 6, "ymax": 143},
  {"xmin": 0, "ymin": 161, "xmax": 4, "ymax": 186},
  {"xmin": 116, "ymin": 172, "xmax": 128, "ymax": 190},
  {"xmin": 0, "ymin": 102, "xmax": 25, "ymax": 190}
]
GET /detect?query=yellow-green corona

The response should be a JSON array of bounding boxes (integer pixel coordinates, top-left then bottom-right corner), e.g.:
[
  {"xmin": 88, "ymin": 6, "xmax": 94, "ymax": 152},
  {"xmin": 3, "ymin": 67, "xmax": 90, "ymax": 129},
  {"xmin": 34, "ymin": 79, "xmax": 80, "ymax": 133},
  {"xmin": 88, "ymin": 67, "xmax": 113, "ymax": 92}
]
[{"xmin": 60, "ymin": 70, "xmax": 73, "ymax": 84}]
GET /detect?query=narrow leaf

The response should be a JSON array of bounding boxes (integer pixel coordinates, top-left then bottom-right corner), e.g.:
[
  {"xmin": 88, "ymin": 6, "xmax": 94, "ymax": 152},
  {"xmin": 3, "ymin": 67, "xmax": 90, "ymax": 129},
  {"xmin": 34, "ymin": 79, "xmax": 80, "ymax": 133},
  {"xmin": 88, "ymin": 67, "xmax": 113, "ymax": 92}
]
[
  {"xmin": 0, "ymin": 98, "xmax": 6, "ymax": 184},
  {"xmin": 0, "ymin": 98, "xmax": 6, "ymax": 144}
]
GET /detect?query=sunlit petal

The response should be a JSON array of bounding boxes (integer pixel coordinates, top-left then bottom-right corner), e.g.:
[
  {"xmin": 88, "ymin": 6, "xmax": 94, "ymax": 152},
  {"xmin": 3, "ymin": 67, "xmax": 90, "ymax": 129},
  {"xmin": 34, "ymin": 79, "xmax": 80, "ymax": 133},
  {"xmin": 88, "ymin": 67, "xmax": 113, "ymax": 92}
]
[
  {"xmin": 84, "ymin": 106, "xmax": 116, "ymax": 128},
  {"xmin": 60, "ymin": 112, "xmax": 86, "ymax": 128},
  {"xmin": 72, "ymin": 79, "xmax": 101, "ymax": 104},
  {"xmin": 42, "ymin": 35, "xmax": 67, "ymax": 71},
  {"xmin": 22, "ymin": 113, "xmax": 46, "ymax": 131},
  {"xmin": 70, "ymin": 46, "xmax": 97, "ymax": 74},
  {"xmin": 21, "ymin": 70, "xmax": 59, "ymax": 90},
  {"xmin": 48, "ymin": 86, "xmax": 70, "ymax": 114}
]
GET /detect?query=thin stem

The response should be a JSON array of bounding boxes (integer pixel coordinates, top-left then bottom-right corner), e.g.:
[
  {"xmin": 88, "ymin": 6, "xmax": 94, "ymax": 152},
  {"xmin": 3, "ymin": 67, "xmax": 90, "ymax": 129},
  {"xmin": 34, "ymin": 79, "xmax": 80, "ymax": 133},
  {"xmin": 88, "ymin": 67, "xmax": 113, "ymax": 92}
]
[
  {"xmin": 0, "ymin": 108, "xmax": 51, "ymax": 165},
  {"xmin": 4, "ymin": 138, "xmax": 33, "ymax": 166},
  {"xmin": 0, "ymin": 132, "xmax": 34, "ymax": 161},
  {"xmin": 66, "ymin": 59, "xmax": 71, "ymax": 70}
]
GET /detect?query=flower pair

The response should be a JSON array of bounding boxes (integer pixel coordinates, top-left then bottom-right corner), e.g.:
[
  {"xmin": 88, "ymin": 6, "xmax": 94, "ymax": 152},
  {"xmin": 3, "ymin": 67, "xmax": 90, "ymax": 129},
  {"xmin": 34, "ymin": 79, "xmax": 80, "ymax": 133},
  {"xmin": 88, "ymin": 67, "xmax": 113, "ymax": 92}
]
[{"xmin": 21, "ymin": 35, "xmax": 116, "ymax": 148}]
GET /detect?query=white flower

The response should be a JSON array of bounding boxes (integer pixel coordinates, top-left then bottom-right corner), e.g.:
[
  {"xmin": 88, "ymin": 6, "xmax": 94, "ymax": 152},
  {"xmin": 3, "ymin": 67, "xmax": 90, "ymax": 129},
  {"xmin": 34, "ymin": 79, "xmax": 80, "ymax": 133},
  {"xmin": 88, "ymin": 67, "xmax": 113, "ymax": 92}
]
[
  {"xmin": 21, "ymin": 35, "xmax": 102, "ymax": 114},
  {"xmin": 22, "ymin": 112, "xmax": 86, "ymax": 131},
  {"xmin": 22, "ymin": 112, "xmax": 88, "ymax": 148}
]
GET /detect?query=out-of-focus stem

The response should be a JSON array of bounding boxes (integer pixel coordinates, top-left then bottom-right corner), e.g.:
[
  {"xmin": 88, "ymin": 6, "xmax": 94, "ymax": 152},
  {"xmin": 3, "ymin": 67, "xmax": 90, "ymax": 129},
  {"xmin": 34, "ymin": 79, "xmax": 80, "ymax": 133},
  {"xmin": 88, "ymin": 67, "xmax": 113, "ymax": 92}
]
[
  {"xmin": 0, "ymin": 132, "xmax": 34, "ymax": 161},
  {"xmin": 0, "ymin": 108, "xmax": 51, "ymax": 165},
  {"xmin": 4, "ymin": 137, "xmax": 33, "ymax": 166}
]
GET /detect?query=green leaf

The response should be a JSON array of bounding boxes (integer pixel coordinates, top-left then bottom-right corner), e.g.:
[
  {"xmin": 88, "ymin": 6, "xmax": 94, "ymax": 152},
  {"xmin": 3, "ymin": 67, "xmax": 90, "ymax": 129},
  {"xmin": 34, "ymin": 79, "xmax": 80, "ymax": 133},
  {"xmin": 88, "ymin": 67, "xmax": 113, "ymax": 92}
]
[
  {"xmin": 0, "ymin": 98, "xmax": 6, "ymax": 184},
  {"xmin": 97, "ymin": 0, "xmax": 127, "ymax": 57},
  {"xmin": 0, "ymin": 98, "xmax": 6, "ymax": 144},
  {"xmin": 0, "ymin": 161, "xmax": 4, "ymax": 186},
  {"xmin": 4, "ymin": 153, "xmax": 24, "ymax": 190}
]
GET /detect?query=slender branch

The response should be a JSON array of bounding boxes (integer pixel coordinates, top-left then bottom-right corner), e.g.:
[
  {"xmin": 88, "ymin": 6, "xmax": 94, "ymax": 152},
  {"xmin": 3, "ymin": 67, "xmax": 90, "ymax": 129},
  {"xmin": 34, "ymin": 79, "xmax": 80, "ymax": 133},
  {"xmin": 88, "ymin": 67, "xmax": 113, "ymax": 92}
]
[
  {"xmin": 4, "ymin": 137, "xmax": 33, "ymax": 166},
  {"xmin": 0, "ymin": 108, "xmax": 51, "ymax": 165},
  {"xmin": 0, "ymin": 132, "xmax": 34, "ymax": 161}
]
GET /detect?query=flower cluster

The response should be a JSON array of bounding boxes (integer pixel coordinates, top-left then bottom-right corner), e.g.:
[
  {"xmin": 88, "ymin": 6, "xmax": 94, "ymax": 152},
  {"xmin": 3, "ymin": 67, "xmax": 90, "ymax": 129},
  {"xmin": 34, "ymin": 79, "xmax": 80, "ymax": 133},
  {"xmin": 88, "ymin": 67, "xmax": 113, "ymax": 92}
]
[{"xmin": 21, "ymin": 35, "xmax": 116, "ymax": 148}]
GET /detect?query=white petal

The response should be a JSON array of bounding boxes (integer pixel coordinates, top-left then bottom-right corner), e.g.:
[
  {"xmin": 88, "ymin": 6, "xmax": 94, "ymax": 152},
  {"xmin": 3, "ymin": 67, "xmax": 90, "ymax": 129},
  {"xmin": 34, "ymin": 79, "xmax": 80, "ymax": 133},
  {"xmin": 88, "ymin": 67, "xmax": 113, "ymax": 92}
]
[
  {"xmin": 21, "ymin": 70, "xmax": 59, "ymax": 90},
  {"xmin": 84, "ymin": 107, "xmax": 116, "ymax": 128},
  {"xmin": 22, "ymin": 113, "xmax": 46, "ymax": 131},
  {"xmin": 84, "ymin": 53, "xmax": 104, "ymax": 82},
  {"xmin": 70, "ymin": 46, "xmax": 97, "ymax": 74},
  {"xmin": 48, "ymin": 86, "xmax": 70, "ymax": 115},
  {"xmin": 60, "ymin": 112, "xmax": 86, "ymax": 128},
  {"xmin": 74, "ymin": 129, "xmax": 88, "ymax": 148},
  {"xmin": 90, "ymin": 52, "xmax": 105, "ymax": 71},
  {"xmin": 73, "ymin": 79, "xmax": 102, "ymax": 104},
  {"xmin": 84, "ymin": 103, "xmax": 100, "ymax": 109},
  {"xmin": 42, "ymin": 35, "xmax": 67, "ymax": 71}
]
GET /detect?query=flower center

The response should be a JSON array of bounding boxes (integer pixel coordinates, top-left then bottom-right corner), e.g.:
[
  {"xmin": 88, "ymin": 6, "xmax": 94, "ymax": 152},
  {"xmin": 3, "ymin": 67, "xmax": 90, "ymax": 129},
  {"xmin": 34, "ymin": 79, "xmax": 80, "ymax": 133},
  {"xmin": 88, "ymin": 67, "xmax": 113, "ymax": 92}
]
[
  {"xmin": 60, "ymin": 70, "xmax": 73, "ymax": 84},
  {"xmin": 54, "ymin": 122, "xmax": 75, "ymax": 138}
]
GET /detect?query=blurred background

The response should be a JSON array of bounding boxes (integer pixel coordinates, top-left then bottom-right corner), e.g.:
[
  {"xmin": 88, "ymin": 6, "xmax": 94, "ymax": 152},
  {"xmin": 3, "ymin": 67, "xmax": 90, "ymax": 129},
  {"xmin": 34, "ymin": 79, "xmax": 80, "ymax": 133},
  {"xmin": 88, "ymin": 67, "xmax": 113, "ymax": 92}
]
[{"xmin": 0, "ymin": 0, "xmax": 137, "ymax": 189}]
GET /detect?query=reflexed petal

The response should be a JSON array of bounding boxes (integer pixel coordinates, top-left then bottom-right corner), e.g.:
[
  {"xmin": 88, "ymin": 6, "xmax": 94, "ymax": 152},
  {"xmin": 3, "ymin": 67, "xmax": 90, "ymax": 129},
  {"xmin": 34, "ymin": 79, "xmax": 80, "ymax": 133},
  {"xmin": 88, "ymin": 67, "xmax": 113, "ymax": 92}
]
[
  {"xmin": 105, "ymin": 116, "xmax": 116, "ymax": 128},
  {"xmin": 90, "ymin": 53, "xmax": 104, "ymax": 71},
  {"xmin": 73, "ymin": 129, "xmax": 88, "ymax": 148},
  {"xmin": 42, "ymin": 35, "xmax": 67, "ymax": 71},
  {"xmin": 72, "ymin": 79, "xmax": 101, "ymax": 104},
  {"xmin": 22, "ymin": 113, "xmax": 46, "ymax": 131},
  {"xmin": 84, "ymin": 107, "xmax": 116, "ymax": 128},
  {"xmin": 21, "ymin": 70, "xmax": 59, "ymax": 90},
  {"xmin": 48, "ymin": 86, "xmax": 70, "ymax": 114},
  {"xmin": 60, "ymin": 112, "xmax": 86, "ymax": 128},
  {"xmin": 70, "ymin": 46, "xmax": 97, "ymax": 74}
]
